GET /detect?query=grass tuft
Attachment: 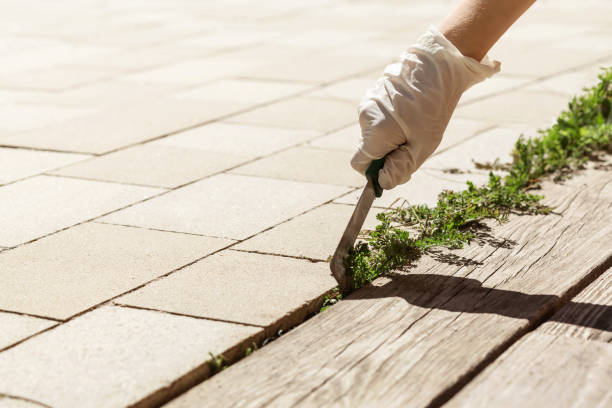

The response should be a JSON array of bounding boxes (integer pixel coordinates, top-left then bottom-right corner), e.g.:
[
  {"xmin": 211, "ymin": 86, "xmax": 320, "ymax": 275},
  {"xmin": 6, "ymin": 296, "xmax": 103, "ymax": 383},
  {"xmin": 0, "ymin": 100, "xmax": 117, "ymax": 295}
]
[{"xmin": 344, "ymin": 66, "xmax": 612, "ymax": 293}]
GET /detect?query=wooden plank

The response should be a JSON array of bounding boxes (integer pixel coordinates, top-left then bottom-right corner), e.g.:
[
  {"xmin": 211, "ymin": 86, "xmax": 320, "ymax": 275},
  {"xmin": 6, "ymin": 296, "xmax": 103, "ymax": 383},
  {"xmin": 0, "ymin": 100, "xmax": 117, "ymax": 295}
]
[
  {"xmin": 165, "ymin": 168, "xmax": 612, "ymax": 408},
  {"xmin": 446, "ymin": 269, "xmax": 612, "ymax": 408}
]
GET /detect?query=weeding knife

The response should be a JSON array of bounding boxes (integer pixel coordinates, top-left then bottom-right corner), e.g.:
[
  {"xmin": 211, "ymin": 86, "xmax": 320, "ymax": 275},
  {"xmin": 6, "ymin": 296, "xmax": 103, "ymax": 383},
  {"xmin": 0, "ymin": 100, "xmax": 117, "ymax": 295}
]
[{"xmin": 330, "ymin": 158, "xmax": 385, "ymax": 292}]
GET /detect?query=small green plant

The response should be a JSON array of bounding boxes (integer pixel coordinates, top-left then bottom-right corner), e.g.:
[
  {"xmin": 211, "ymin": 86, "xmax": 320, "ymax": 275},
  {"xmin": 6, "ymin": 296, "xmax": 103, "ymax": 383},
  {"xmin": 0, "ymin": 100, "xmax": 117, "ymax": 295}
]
[
  {"xmin": 207, "ymin": 352, "xmax": 227, "ymax": 374},
  {"xmin": 320, "ymin": 290, "xmax": 343, "ymax": 312},
  {"xmin": 345, "ymin": 66, "xmax": 612, "ymax": 292}
]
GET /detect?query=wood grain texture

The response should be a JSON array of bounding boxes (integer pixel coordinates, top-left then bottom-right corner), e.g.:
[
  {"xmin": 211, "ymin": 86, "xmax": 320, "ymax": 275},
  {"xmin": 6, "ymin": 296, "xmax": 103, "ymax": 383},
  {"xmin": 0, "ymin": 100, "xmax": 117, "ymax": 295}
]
[
  {"xmin": 447, "ymin": 269, "xmax": 612, "ymax": 408},
  {"xmin": 165, "ymin": 169, "xmax": 612, "ymax": 408}
]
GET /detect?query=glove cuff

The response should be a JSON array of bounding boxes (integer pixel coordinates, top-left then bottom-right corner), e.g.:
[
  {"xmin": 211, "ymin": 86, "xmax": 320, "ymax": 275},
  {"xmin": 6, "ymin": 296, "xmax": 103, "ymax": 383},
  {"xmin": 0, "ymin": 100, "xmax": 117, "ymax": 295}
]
[{"xmin": 412, "ymin": 25, "xmax": 501, "ymax": 90}]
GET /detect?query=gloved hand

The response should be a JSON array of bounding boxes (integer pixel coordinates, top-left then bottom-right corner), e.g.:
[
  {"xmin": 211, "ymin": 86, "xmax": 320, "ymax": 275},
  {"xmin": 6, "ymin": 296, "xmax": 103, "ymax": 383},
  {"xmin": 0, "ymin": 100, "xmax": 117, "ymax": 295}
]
[{"xmin": 351, "ymin": 27, "xmax": 500, "ymax": 190}]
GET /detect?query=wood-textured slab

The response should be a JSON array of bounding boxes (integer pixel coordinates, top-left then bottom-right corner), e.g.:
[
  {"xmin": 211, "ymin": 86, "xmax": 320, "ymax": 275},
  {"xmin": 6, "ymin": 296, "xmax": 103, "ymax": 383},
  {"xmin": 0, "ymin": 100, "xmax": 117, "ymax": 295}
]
[
  {"xmin": 446, "ymin": 269, "xmax": 612, "ymax": 408},
  {"xmin": 165, "ymin": 168, "xmax": 612, "ymax": 408}
]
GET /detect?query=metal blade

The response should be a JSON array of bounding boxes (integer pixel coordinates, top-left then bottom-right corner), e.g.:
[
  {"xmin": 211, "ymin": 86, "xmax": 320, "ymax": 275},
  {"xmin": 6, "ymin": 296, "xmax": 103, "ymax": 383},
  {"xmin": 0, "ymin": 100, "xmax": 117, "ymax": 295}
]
[{"xmin": 330, "ymin": 179, "xmax": 376, "ymax": 291}]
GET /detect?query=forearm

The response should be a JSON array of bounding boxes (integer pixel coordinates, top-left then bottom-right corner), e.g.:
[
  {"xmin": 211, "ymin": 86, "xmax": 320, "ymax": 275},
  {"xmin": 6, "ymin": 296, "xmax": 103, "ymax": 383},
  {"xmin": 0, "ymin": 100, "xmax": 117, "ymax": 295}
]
[{"xmin": 438, "ymin": 0, "xmax": 537, "ymax": 61}]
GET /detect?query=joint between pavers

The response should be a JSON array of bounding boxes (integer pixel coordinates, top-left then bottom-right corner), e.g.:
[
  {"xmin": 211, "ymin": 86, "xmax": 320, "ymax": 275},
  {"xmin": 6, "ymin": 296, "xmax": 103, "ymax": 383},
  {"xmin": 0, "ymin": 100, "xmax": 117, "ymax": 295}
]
[
  {"xmin": 230, "ymin": 248, "xmax": 326, "ymax": 264},
  {"xmin": 0, "ymin": 393, "xmax": 52, "ymax": 408},
  {"xmin": 113, "ymin": 303, "xmax": 265, "ymax": 329}
]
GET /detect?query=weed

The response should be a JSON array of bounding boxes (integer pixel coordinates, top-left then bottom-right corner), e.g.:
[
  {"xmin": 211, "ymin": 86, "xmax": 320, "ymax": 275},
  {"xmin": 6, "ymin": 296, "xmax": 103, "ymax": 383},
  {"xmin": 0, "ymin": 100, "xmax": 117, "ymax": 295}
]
[
  {"xmin": 207, "ymin": 352, "xmax": 227, "ymax": 374},
  {"xmin": 345, "ymin": 66, "xmax": 612, "ymax": 292}
]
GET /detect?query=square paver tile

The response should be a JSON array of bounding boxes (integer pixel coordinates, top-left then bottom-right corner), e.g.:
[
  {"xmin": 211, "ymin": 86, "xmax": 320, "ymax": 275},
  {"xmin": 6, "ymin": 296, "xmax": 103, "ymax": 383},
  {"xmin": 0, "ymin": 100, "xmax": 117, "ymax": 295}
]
[
  {"xmin": 117, "ymin": 251, "xmax": 337, "ymax": 326},
  {"xmin": 0, "ymin": 306, "xmax": 260, "ymax": 407},
  {"xmin": 423, "ymin": 126, "xmax": 526, "ymax": 173},
  {"xmin": 307, "ymin": 124, "xmax": 360, "ymax": 152},
  {"xmin": 0, "ymin": 312, "xmax": 56, "ymax": 350},
  {"xmin": 0, "ymin": 222, "xmax": 232, "ymax": 319},
  {"xmin": 335, "ymin": 168, "xmax": 490, "ymax": 209},
  {"xmin": 0, "ymin": 175, "xmax": 162, "ymax": 246},
  {"xmin": 51, "ymin": 144, "xmax": 250, "ymax": 188},
  {"xmin": 0, "ymin": 99, "xmax": 246, "ymax": 154},
  {"xmin": 235, "ymin": 203, "xmax": 379, "ymax": 261},
  {"xmin": 175, "ymin": 79, "xmax": 310, "ymax": 105},
  {"xmin": 0, "ymin": 148, "xmax": 90, "ymax": 185},
  {"xmin": 100, "ymin": 174, "xmax": 349, "ymax": 240},
  {"xmin": 455, "ymin": 90, "xmax": 570, "ymax": 128},
  {"xmin": 230, "ymin": 146, "xmax": 365, "ymax": 187},
  {"xmin": 153, "ymin": 122, "xmax": 319, "ymax": 157},
  {"xmin": 228, "ymin": 96, "xmax": 356, "ymax": 133}
]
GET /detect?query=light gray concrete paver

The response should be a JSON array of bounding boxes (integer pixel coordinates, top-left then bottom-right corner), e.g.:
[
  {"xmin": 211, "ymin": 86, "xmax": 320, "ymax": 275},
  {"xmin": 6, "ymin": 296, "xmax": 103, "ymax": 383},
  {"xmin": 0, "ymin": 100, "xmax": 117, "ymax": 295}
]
[
  {"xmin": 0, "ymin": 175, "xmax": 162, "ymax": 247},
  {"xmin": 228, "ymin": 96, "xmax": 356, "ymax": 132},
  {"xmin": 100, "ymin": 174, "xmax": 349, "ymax": 240},
  {"xmin": 455, "ymin": 90, "xmax": 570, "ymax": 128},
  {"xmin": 0, "ymin": 104, "xmax": 92, "ymax": 132},
  {"xmin": 0, "ymin": 222, "xmax": 232, "ymax": 320},
  {"xmin": 0, "ymin": 148, "xmax": 90, "ymax": 185},
  {"xmin": 307, "ymin": 124, "xmax": 360, "ymax": 152},
  {"xmin": 0, "ymin": 396, "xmax": 41, "ymax": 408},
  {"xmin": 153, "ymin": 122, "xmax": 320, "ymax": 157},
  {"xmin": 235, "ymin": 203, "xmax": 379, "ymax": 261},
  {"xmin": 175, "ymin": 79, "xmax": 310, "ymax": 105},
  {"xmin": 0, "ymin": 313, "xmax": 56, "ymax": 350},
  {"xmin": 242, "ymin": 51, "xmax": 383, "ymax": 84},
  {"xmin": 424, "ymin": 126, "xmax": 528, "ymax": 173},
  {"xmin": 229, "ymin": 146, "xmax": 365, "ymax": 187},
  {"xmin": 306, "ymin": 77, "xmax": 377, "ymax": 104},
  {"xmin": 335, "ymin": 168, "xmax": 490, "ymax": 209},
  {"xmin": 436, "ymin": 117, "xmax": 493, "ymax": 153},
  {"xmin": 117, "ymin": 251, "xmax": 337, "ymax": 326},
  {"xmin": 0, "ymin": 66, "xmax": 113, "ymax": 91},
  {"xmin": 50, "ymin": 144, "xmax": 250, "ymax": 188},
  {"xmin": 0, "ymin": 99, "xmax": 246, "ymax": 154},
  {"xmin": 0, "ymin": 306, "xmax": 260, "ymax": 408}
]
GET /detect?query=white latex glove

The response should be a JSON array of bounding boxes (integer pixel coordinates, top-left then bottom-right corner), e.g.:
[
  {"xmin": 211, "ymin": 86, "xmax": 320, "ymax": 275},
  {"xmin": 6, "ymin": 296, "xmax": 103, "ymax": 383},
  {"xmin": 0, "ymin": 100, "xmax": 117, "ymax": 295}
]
[{"xmin": 351, "ymin": 26, "xmax": 500, "ymax": 190}]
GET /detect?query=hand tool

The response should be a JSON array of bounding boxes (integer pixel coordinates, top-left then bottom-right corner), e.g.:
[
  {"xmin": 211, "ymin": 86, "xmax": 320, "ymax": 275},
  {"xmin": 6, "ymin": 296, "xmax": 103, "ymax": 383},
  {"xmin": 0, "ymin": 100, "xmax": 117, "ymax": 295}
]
[{"xmin": 330, "ymin": 158, "xmax": 385, "ymax": 292}]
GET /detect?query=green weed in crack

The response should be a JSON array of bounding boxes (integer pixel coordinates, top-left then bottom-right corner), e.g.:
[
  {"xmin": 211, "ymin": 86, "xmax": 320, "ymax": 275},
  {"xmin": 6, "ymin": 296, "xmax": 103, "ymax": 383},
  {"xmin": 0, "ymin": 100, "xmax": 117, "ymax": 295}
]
[{"xmin": 343, "ymin": 66, "xmax": 612, "ymax": 294}]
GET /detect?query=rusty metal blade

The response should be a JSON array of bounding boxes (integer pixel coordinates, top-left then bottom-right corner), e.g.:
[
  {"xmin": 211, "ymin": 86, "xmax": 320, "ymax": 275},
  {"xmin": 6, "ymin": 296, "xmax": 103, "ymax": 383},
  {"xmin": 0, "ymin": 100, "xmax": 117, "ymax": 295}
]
[{"xmin": 330, "ymin": 179, "xmax": 376, "ymax": 291}]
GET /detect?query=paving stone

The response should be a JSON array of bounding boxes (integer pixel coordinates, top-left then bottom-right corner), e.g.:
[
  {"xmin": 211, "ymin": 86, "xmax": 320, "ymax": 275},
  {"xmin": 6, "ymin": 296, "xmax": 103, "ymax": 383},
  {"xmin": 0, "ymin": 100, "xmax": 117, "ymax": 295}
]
[
  {"xmin": 0, "ymin": 99, "xmax": 246, "ymax": 154},
  {"xmin": 335, "ymin": 168, "xmax": 490, "ymax": 209},
  {"xmin": 48, "ymin": 80, "xmax": 185, "ymax": 108},
  {"xmin": 100, "ymin": 174, "xmax": 349, "ymax": 240},
  {"xmin": 0, "ymin": 313, "xmax": 56, "ymax": 350},
  {"xmin": 123, "ymin": 55, "xmax": 265, "ymax": 85},
  {"xmin": 235, "ymin": 204, "xmax": 379, "ymax": 261},
  {"xmin": 436, "ymin": 117, "xmax": 493, "ymax": 153},
  {"xmin": 424, "ymin": 126, "xmax": 527, "ymax": 173},
  {"xmin": 0, "ymin": 396, "xmax": 41, "ymax": 408},
  {"xmin": 305, "ymin": 77, "xmax": 376, "ymax": 104},
  {"xmin": 0, "ymin": 306, "xmax": 260, "ymax": 408},
  {"xmin": 455, "ymin": 90, "xmax": 569, "ymax": 128},
  {"xmin": 0, "ymin": 104, "xmax": 92, "ymax": 132},
  {"xmin": 154, "ymin": 122, "xmax": 319, "ymax": 157},
  {"xmin": 459, "ymin": 76, "xmax": 528, "ymax": 105},
  {"xmin": 0, "ymin": 222, "xmax": 232, "ymax": 319},
  {"xmin": 0, "ymin": 148, "xmax": 90, "ymax": 185},
  {"xmin": 307, "ymin": 124, "xmax": 360, "ymax": 152},
  {"xmin": 244, "ymin": 51, "xmax": 382, "ymax": 84},
  {"xmin": 51, "ymin": 144, "xmax": 250, "ymax": 188},
  {"xmin": 117, "ymin": 251, "xmax": 337, "ymax": 326},
  {"xmin": 0, "ymin": 66, "xmax": 113, "ymax": 91},
  {"xmin": 228, "ymin": 96, "xmax": 356, "ymax": 132},
  {"xmin": 230, "ymin": 146, "xmax": 364, "ymax": 187},
  {"xmin": 0, "ymin": 176, "xmax": 162, "ymax": 247},
  {"xmin": 175, "ymin": 79, "xmax": 310, "ymax": 105},
  {"xmin": 526, "ymin": 65, "xmax": 607, "ymax": 97}
]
